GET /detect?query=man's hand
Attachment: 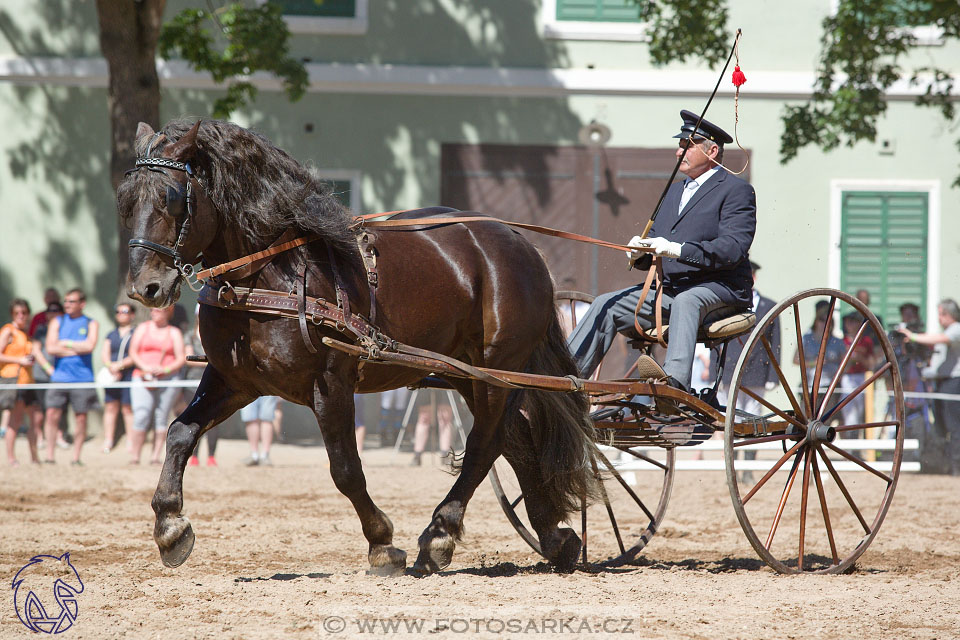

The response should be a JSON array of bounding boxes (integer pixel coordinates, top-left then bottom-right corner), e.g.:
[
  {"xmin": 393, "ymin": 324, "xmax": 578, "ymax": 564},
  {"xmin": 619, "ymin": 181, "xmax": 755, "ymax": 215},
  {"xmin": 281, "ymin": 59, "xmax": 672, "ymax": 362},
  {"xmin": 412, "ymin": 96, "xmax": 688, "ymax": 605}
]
[
  {"xmin": 632, "ymin": 236, "xmax": 682, "ymax": 259},
  {"xmin": 625, "ymin": 235, "xmax": 648, "ymax": 264}
]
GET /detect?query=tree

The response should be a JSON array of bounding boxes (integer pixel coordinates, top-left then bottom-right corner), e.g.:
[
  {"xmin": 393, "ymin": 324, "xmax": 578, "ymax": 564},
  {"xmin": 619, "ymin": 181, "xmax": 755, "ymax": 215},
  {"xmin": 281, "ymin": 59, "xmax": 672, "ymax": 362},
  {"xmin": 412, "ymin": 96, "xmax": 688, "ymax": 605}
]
[{"xmin": 780, "ymin": 0, "xmax": 959, "ymax": 185}]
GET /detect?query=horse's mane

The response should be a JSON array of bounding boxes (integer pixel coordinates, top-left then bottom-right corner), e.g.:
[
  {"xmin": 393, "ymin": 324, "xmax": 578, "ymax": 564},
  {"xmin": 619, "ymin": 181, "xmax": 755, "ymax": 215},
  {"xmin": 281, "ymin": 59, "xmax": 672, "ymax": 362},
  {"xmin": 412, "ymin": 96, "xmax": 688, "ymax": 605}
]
[{"xmin": 119, "ymin": 118, "xmax": 358, "ymax": 262}]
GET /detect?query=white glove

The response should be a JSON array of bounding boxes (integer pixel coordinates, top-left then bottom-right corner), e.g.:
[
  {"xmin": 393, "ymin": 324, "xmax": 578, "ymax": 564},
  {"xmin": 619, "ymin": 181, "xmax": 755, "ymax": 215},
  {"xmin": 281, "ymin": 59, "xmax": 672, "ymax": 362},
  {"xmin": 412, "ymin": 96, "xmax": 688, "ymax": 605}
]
[
  {"xmin": 765, "ymin": 381, "xmax": 776, "ymax": 391},
  {"xmin": 633, "ymin": 236, "xmax": 683, "ymax": 259},
  {"xmin": 625, "ymin": 235, "xmax": 647, "ymax": 263}
]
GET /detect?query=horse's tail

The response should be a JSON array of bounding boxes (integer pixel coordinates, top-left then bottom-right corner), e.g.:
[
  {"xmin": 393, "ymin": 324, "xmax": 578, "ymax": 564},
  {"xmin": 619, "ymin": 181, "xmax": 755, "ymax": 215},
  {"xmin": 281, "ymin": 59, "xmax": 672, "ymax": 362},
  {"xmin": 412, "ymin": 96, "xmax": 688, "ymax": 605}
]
[{"xmin": 503, "ymin": 310, "xmax": 600, "ymax": 521}]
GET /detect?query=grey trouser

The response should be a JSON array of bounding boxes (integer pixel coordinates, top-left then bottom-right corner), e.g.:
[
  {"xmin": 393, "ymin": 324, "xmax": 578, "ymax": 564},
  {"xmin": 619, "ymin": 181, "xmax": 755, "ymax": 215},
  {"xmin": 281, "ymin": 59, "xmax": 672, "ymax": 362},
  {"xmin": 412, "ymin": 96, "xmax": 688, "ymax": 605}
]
[{"xmin": 566, "ymin": 283, "xmax": 738, "ymax": 390}]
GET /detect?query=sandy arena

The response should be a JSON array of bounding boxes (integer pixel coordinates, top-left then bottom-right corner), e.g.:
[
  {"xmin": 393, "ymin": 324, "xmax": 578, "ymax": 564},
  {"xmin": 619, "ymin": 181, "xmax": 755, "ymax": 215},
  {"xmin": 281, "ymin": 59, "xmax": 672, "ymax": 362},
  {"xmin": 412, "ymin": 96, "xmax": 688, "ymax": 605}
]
[{"xmin": 2, "ymin": 438, "xmax": 958, "ymax": 639}]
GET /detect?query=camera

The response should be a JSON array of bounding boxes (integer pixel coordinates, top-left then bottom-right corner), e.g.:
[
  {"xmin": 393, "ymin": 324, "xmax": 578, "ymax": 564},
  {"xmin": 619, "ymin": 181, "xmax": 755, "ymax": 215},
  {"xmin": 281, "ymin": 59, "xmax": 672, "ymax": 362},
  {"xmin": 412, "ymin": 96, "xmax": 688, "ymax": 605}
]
[{"xmin": 888, "ymin": 322, "xmax": 930, "ymax": 365}]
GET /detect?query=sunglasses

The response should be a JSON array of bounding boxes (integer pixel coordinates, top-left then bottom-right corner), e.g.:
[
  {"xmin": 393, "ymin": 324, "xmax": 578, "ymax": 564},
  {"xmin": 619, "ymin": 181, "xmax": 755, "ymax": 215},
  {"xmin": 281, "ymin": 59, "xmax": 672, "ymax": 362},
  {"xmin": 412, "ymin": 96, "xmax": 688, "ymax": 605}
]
[
  {"xmin": 115, "ymin": 309, "xmax": 132, "ymax": 314},
  {"xmin": 63, "ymin": 298, "xmax": 82, "ymax": 304}
]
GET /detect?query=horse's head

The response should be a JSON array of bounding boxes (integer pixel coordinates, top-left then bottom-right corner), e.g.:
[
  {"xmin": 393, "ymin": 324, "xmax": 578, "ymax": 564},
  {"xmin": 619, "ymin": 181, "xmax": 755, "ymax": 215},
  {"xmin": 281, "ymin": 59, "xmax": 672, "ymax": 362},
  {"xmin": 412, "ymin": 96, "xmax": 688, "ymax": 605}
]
[{"xmin": 119, "ymin": 121, "xmax": 217, "ymax": 308}]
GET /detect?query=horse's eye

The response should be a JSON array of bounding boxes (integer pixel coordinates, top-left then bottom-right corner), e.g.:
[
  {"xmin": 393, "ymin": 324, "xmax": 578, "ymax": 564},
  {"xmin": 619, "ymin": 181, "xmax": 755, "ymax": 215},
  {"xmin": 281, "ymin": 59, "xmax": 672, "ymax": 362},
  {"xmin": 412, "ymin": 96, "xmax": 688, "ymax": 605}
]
[{"xmin": 166, "ymin": 185, "xmax": 186, "ymax": 218}]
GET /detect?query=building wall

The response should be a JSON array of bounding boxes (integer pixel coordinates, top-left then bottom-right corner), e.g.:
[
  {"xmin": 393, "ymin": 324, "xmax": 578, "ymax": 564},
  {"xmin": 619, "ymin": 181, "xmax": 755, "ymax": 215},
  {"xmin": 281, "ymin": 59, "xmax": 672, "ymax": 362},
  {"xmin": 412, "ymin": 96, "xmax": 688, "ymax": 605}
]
[{"xmin": 0, "ymin": 0, "xmax": 957, "ymax": 340}]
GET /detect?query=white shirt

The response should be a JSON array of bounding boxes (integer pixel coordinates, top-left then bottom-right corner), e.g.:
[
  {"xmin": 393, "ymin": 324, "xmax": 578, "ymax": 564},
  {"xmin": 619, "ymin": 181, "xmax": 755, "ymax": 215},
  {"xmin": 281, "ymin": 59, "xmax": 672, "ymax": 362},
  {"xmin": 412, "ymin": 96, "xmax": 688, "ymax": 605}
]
[{"xmin": 679, "ymin": 167, "xmax": 720, "ymax": 214}]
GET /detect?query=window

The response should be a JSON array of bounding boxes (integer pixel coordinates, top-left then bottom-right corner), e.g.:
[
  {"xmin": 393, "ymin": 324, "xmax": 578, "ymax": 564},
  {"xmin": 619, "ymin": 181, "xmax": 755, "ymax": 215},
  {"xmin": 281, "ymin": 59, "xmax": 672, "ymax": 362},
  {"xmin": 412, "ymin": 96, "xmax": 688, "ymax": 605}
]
[
  {"xmin": 840, "ymin": 191, "xmax": 928, "ymax": 327},
  {"xmin": 316, "ymin": 170, "xmax": 362, "ymax": 211},
  {"xmin": 270, "ymin": 0, "xmax": 368, "ymax": 35},
  {"xmin": 542, "ymin": 0, "xmax": 646, "ymax": 41}
]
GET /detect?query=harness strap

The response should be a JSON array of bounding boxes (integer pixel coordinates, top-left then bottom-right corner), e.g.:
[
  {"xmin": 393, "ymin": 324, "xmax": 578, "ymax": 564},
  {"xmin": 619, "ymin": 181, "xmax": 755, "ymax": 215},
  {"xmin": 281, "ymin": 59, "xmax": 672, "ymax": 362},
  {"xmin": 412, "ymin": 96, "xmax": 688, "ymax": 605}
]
[
  {"xmin": 195, "ymin": 234, "xmax": 320, "ymax": 282},
  {"xmin": 633, "ymin": 257, "xmax": 668, "ymax": 348},
  {"xmin": 326, "ymin": 243, "xmax": 351, "ymax": 327},
  {"xmin": 297, "ymin": 263, "xmax": 318, "ymax": 354},
  {"xmin": 357, "ymin": 231, "xmax": 378, "ymax": 326},
  {"xmin": 224, "ymin": 228, "xmax": 301, "ymax": 282}
]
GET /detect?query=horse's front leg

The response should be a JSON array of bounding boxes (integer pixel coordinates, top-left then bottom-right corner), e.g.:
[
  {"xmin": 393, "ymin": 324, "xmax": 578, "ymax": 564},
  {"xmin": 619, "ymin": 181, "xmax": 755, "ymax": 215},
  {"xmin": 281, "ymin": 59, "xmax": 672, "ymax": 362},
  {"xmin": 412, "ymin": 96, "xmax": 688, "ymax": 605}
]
[
  {"xmin": 412, "ymin": 381, "xmax": 508, "ymax": 576},
  {"xmin": 152, "ymin": 367, "xmax": 251, "ymax": 567},
  {"xmin": 312, "ymin": 377, "xmax": 407, "ymax": 576}
]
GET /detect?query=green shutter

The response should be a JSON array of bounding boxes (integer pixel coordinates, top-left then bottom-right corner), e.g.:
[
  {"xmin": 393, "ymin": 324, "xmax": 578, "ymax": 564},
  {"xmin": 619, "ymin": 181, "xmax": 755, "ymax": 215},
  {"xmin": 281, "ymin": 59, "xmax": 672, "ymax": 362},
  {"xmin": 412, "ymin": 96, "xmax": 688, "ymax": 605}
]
[
  {"xmin": 840, "ymin": 191, "xmax": 928, "ymax": 328},
  {"xmin": 556, "ymin": 0, "xmax": 641, "ymax": 22},
  {"xmin": 322, "ymin": 179, "xmax": 352, "ymax": 208},
  {"xmin": 275, "ymin": 0, "xmax": 356, "ymax": 18}
]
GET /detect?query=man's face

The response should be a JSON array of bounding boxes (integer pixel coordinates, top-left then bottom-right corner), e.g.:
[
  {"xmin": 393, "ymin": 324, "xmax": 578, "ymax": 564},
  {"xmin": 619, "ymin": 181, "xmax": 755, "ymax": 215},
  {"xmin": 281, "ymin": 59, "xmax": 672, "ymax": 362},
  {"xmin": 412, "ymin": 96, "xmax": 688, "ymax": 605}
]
[
  {"xmin": 62, "ymin": 294, "xmax": 85, "ymax": 318},
  {"xmin": 677, "ymin": 138, "xmax": 717, "ymax": 180}
]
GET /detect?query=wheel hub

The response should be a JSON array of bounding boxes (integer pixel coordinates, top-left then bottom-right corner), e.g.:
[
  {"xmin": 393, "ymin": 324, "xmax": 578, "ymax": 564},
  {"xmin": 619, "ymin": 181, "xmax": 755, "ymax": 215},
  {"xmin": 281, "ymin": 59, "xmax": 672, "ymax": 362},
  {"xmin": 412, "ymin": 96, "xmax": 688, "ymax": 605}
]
[{"xmin": 806, "ymin": 419, "xmax": 836, "ymax": 444}]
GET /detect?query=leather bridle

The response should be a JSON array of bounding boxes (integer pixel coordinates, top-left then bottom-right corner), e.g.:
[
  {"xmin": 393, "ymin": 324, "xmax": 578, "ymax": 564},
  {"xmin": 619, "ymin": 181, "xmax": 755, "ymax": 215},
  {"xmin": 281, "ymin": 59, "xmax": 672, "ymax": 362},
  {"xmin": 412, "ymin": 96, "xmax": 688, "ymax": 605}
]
[{"xmin": 126, "ymin": 156, "xmax": 204, "ymax": 289}]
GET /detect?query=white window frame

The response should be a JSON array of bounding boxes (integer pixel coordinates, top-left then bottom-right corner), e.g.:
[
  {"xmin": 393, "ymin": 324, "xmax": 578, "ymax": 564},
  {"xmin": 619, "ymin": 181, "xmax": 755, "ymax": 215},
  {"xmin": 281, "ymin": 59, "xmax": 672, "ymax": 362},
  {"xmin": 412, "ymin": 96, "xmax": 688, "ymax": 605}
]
[
  {"xmin": 828, "ymin": 1, "xmax": 944, "ymax": 46},
  {"xmin": 829, "ymin": 179, "xmax": 941, "ymax": 325},
  {"xmin": 258, "ymin": 0, "xmax": 368, "ymax": 35},
  {"xmin": 541, "ymin": 0, "xmax": 648, "ymax": 42},
  {"xmin": 315, "ymin": 169, "xmax": 363, "ymax": 212}
]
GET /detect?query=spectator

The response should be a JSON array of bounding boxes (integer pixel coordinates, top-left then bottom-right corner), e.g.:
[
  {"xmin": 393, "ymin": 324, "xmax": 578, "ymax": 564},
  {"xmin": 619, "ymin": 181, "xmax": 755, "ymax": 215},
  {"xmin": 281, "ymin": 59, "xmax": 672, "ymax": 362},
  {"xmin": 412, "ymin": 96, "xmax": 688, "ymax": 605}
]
[
  {"xmin": 839, "ymin": 311, "xmax": 875, "ymax": 428},
  {"xmin": 354, "ymin": 393, "xmax": 366, "ymax": 456},
  {"xmin": 99, "ymin": 302, "xmax": 136, "ymax": 453},
  {"xmin": 128, "ymin": 306, "xmax": 185, "ymax": 465},
  {"xmin": 182, "ymin": 308, "xmax": 218, "ymax": 467},
  {"xmin": 241, "ymin": 396, "xmax": 279, "ymax": 466},
  {"xmin": 411, "ymin": 390, "xmax": 453, "ymax": 466},
  {"xmin": 44, "ymin": 288, "xmax": 99, "ymax": 465},
  {"xmin": 28, "ymin": 287, "xmax": 60, "ymax": 338},
  {"xmin": 31, "ymin": 301, "xmax": 64, "ymax": 450},
  {"xmin": 713, "ymin": 261, "xmax": 780, "ymax": 481},
  {"xmin": 855, "ymin": 288, "xmax": 887, "ymax": 359},
  {"xmin": 899, "ymin": 299, "xmax": 960, "ymax": 475},
  {"xmin": 0, "ymin": 299, "xmax": 48, "ymax": 465},
  {"xmin": 378, "ymin": 388, "xmax": 410, "ymax": 448},
  {"xmin": 794, "ymin": 302, "xmax": 845, "ymax": 408}
]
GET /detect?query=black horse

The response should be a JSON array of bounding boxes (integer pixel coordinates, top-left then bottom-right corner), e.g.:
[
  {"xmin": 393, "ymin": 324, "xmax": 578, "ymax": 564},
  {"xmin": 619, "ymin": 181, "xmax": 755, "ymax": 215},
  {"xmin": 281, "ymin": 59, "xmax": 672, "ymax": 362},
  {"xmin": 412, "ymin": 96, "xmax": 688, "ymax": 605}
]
[{"xmin": 118, "ymin": 119, "xmax": 598, "ymax": 576}]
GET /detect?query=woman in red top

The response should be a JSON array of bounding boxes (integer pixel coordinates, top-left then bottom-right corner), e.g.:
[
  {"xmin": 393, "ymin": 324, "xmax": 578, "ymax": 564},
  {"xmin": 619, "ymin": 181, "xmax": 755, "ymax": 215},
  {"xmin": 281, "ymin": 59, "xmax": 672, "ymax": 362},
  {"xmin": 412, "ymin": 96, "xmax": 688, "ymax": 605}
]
[{"xmin": 128, "ymin": 307, "xmax": 185, "ymax": 464}]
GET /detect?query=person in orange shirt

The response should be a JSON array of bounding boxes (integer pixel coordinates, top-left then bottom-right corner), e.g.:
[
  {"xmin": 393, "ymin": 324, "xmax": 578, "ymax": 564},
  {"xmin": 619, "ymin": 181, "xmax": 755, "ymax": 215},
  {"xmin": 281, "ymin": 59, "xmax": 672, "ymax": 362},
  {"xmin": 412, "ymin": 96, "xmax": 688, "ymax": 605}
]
[{"xmin": 0, "ymin": 299, "xmax": 51, "ymax": 465}]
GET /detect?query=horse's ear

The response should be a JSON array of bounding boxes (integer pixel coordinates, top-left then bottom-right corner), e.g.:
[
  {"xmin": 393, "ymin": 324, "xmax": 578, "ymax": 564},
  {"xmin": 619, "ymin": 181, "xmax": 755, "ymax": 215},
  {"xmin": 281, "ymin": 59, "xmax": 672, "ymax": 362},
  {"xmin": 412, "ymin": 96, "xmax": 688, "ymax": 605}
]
[
  {"xmin": 136, "ymin": 122, "xmax": 155, "ymax": 140},
  {"xmin": 166, "ymin": 120, "xmax": 202, "ymax": 162}
]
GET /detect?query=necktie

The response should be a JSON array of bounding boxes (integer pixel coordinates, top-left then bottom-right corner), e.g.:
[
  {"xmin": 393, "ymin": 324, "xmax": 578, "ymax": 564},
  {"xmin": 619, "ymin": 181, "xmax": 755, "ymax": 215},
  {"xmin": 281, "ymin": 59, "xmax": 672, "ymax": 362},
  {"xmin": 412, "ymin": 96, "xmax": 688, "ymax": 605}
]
[{"xmin": 679, "ymin": 179, "xmax": 698, "ymax": 214}]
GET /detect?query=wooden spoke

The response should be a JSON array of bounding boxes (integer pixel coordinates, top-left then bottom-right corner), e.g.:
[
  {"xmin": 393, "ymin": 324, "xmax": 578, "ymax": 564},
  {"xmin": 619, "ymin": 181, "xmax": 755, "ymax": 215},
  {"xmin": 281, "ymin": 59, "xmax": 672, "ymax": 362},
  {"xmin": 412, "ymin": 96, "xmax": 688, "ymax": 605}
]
[
  {"xmin": 742, "ymin": 438, "xmax": 807, "ymax": 505},
  {"xmin": 811, "ymin": 453, "xmax": 839, "ymax": 565},
  {"xmin": 833, "ymin": 420, "xmax": 901, "ymax": 435},
  {"xmin": 596, "ymin": 449, "xmax": 657, "ymax": 522},
  {"xmin": 821, "ymin": 363, "xmax": 893, "ymax": 422},
  {"xmin": 793, "ymin": 302, "xmax": 812, "ymax": 417},
  {"xmin": 740, "ymin": 386, "xmax": 807, "ymax": 432},
  {"xmin": 581, "ymin": 494, "xmax": 588, "ymax": 564},
  {"xmin": 798, "ymin": 447, "xmax": 813, "ymax": 571},
  {"xmin": 733, "ymin": 432, "xmax": 804, "ymax": 449},
  {"xmin": 760, "ymin": 334, "xmax": 805, "ymax": 420},
  {"xmin": 615, "ymin": 447, "xmax": 669, "ymax": 471},
  {"xmin": 510, "ymin": 494, "xmax": 523, "ymax": 509},
  {"xmin": 823, "ymin": 441, "xmax": 893, "ymax": 483},
  {"xmin": 816, "ymin": 445, "xmax": 871, "ymax": 534},
  {"xmin": 816, "ymin": 319, "xmax": 869, "ymax": 418},
  {"xmin": 764, "ymin": 447, "xmax": 805, "ymax": 551},
  {"xmin": 591, "ymin": 457, "xmax": 625, "ymax": 556},
  {"xmin": 809, "ymin": 297, "xmax": 837, "ymax": 413}
]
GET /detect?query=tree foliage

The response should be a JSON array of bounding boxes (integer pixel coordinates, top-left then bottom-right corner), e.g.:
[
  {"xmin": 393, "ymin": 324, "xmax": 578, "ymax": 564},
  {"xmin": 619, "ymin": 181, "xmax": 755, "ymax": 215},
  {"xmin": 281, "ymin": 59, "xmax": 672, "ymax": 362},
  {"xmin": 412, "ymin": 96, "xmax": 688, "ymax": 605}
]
[
  {"xmin": 636, "ymin": 0, "xmax": 731, "ymax": 67},
  {"xmin": 158, "ymin": 2, "xmax": 308, "ymax": 118},
  {"xmin": 780, "ymin": 0, "xmax": 960, "ymax": 185}
]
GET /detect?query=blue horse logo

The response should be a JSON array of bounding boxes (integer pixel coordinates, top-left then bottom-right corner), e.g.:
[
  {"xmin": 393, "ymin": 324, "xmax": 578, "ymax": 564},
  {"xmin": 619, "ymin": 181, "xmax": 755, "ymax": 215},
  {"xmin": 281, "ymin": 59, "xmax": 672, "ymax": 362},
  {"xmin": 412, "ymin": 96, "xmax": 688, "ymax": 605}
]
[{"xmin": 12, "ymin": 553, "xmax": 84, "ymax": 634}]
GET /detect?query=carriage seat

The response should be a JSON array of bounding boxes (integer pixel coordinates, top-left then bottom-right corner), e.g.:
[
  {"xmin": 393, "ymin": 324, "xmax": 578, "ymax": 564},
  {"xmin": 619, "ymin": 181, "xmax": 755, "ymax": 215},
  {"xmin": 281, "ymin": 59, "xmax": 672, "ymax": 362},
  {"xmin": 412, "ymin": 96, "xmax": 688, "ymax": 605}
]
[{"xmin": 630, "ymin": 310, "xmax": 756, "ymax": 347}]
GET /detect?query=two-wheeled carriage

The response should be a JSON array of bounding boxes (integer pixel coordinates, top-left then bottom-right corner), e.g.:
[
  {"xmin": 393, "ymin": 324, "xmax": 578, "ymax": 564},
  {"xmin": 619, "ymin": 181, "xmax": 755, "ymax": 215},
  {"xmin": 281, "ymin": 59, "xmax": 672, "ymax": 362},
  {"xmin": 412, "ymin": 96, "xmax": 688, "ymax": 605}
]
[{"xmin": 489, "ymin": 288, "xmax": 904, "ymax": 574}]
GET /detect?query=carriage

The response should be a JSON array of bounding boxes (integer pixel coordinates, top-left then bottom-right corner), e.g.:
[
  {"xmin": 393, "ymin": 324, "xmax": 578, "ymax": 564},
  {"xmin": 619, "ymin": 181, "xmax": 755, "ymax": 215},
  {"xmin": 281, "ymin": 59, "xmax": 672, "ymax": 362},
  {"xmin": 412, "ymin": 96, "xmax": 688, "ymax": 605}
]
[{"xmin": 122, "ymin": 119, "xmax": 904, "ymax": 577}]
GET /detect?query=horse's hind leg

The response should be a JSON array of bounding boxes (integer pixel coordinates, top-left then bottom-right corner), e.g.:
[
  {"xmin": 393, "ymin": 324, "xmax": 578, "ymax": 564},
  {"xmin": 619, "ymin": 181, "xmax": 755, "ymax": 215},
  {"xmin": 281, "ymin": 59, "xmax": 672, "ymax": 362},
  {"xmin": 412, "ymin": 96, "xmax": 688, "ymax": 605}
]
[
  {"xmin": 153, "ymin": 367, "xmax": 251, "ymax": 567},
  {"xmin": 502, "ymin": 414, "xmax": 584, "ymax": 572},
  {"xmin": 311, "ymin": 379, "xmax": 406, "ymax": 576}
]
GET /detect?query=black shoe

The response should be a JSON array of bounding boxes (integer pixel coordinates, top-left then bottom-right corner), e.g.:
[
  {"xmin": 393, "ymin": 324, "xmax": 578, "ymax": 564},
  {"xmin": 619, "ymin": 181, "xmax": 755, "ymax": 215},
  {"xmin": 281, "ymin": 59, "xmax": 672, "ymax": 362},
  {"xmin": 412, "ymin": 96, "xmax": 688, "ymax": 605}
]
[{"xmin": 410, "ymin": 452, "xmax": 422, "ymax": 466}]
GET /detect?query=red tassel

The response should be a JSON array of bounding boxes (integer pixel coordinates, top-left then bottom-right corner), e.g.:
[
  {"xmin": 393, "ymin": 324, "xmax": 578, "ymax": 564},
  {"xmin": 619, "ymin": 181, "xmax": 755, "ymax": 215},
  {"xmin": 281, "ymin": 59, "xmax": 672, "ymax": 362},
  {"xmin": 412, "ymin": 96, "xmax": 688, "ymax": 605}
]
[{"xmin": 732, "ymin": 65, "xmax": 747, "ymax": 87}]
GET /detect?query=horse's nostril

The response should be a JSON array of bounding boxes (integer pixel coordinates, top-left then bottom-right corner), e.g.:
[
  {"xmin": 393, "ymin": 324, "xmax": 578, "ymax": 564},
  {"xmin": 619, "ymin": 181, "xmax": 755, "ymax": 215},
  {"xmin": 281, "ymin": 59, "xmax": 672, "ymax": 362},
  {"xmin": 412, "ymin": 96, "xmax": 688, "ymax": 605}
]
[{"xmin": 145, "ymin": 283, "xmax": 161, "ymax": 300}]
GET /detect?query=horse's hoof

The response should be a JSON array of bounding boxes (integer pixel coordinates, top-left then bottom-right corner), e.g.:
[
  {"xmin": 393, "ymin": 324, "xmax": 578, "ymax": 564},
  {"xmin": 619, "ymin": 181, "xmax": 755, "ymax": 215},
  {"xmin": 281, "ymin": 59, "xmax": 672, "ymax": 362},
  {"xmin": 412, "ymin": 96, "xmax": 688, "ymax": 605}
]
[
  {"xmin": 156, "ymin": 516, "xmax": 195, "ymax": 568},
  {"xmin": 542, "ymin": 527, "xmax": 582, "ymax": 573},
  {"xmin": 367, "ymin": 545, "xmax": 406, "ymax": 577},
  {"xmin": 412, "ymin": 534, "xmax": 455, "ymax": 576}
]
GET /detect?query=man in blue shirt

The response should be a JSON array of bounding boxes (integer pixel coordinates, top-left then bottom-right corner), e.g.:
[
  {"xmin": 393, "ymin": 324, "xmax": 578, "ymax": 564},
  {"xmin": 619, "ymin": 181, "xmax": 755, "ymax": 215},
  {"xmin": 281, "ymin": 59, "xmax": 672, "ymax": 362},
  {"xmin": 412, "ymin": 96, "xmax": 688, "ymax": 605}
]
[{"xmin": 44, "ymin": 288, "xmax": 99, "ymax": 464}]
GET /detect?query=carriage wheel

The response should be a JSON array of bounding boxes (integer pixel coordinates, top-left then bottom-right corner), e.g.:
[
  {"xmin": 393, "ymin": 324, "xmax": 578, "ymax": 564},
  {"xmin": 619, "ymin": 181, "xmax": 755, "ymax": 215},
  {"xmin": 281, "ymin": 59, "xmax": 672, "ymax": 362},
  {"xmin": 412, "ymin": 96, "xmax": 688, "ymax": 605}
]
[
  {"xmin": 489, "ymin": 291, "xmax": 676, "ymax": 566},
  {"xmin": 724, "ymin": 288, "xmax": 904, "ymax": 573}
]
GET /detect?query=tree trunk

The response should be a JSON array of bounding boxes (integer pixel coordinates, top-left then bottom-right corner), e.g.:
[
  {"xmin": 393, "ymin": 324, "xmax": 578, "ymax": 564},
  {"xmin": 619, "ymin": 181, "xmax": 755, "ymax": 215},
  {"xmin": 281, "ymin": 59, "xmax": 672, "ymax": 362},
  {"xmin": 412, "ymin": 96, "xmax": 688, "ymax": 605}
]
[{"xmin": 96, "ymin": 0, "xmax": 166, "ymax": 304}]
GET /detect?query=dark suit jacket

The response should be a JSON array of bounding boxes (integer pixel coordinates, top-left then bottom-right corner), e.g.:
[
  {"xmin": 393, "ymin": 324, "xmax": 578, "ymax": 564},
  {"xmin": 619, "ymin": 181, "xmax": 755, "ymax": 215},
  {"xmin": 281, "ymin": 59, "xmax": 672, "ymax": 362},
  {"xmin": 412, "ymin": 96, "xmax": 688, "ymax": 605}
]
[
  {"xmin": 714, "ymin": 292, "xmax": 781, "ymax": 388},
  {"xmin": 637, "ymin": 167, "xmax": 756, "ymax": 308}
]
